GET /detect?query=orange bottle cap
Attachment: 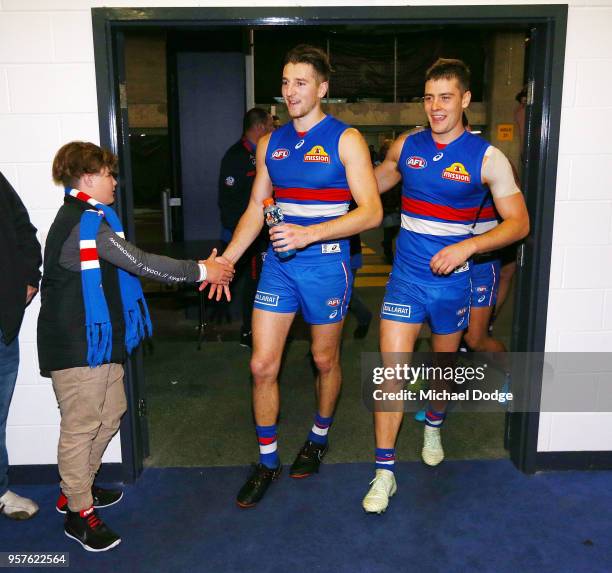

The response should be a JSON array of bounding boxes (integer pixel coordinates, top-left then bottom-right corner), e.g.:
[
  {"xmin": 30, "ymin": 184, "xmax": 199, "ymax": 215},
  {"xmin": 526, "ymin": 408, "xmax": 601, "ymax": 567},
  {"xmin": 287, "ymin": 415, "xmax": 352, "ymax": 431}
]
[{"xmin": 263, "ymin": 198, "xmax": 275, "ymax": 207}]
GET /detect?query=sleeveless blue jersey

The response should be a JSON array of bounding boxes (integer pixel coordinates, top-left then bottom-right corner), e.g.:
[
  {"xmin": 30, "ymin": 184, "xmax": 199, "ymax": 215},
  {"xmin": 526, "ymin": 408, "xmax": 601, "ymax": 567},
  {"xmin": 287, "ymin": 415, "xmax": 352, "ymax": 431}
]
[
  {"xmin": 265, "ymin": 115, "xmax": 351, "ymax": 262},
  {"xmin": 395, "ymin": 129, "xmax": 491, "ymax": 285}
]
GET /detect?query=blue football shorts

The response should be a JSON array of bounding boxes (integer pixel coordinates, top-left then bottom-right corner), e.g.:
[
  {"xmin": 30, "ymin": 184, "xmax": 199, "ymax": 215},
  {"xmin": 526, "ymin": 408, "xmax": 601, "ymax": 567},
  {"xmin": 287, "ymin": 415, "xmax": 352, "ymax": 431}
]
[
  {"xmin": 470, "ymin": 259, "xmax": 501, "ymax": 308},
  {"xmin": 380, "ymin": 274, "xmax": 471, "ymax": 334},
  {"xmin": 253, "ymin": 252, "xmax": 352, "ymax": 325}
]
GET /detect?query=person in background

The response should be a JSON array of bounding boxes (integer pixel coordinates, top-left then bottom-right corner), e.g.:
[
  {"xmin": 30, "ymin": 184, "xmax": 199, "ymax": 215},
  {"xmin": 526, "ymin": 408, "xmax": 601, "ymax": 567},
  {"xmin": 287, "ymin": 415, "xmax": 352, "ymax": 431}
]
[
  {"xmin": 378, "ymin": 139, "xmax": 401, "ymax": 264},
  {"xmin": 348, "ymin": 203, "xmax": 373, "ymax": 339},
  {"xmin": 0, "ymin": 171, "xmax": 42, "ymax": 521},
  {"xmin": 218, "ymin": 108, "xmax": 274, "ymax": 347}
]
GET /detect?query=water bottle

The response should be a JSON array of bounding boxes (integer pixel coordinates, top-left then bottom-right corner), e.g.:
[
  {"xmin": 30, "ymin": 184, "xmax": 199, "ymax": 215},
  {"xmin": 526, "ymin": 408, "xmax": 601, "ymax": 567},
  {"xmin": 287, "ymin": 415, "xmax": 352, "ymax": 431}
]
[{"xmin": 263, "ymin": 198, "xmax": 296, "ymax": 259}]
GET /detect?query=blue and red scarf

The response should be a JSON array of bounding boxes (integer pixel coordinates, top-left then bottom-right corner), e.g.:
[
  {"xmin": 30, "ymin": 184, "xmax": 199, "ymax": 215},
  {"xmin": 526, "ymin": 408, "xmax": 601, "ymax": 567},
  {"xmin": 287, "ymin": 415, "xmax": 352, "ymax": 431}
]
[{"xmin": 66, "ymin": 188, "xmax": 153, "ymax": 367}]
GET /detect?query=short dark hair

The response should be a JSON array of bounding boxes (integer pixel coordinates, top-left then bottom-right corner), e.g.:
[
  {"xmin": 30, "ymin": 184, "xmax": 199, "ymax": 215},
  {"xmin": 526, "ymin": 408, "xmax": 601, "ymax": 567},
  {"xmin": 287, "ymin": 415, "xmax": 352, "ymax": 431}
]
[
  {"xmin": 52, "ymin": 141, "xmax": 117, "ymax": 188},
  {"xmin": 515, "ymin": 86, "xmax": 527, "ymax": 103},
  {"xmin": 425, "ymin": 58, "xmax": 471, "ymax": 92},
  {"xmin": 243, "ymin": 107, "xmax": 269, "ymax": 133},
  {"xmin": 284, "ymin": 44, "xmax": 331, "ymax": 82}
]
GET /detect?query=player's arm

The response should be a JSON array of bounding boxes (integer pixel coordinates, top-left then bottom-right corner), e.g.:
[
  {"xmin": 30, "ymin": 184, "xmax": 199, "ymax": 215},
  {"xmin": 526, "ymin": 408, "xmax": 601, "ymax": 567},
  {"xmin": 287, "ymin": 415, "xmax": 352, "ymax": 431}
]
[
  {"xmin": 374, "ymin": 129, "xmax": 421, "ymax": 194},
  {"xmin": 271, "ymin": 128, "xmax": 382, "ymax": 252},
  {"xmin": 220, "ymin": 133, "xmax": 273, "ymax": 266},
  {"xmin": 430, "ymin": 147, "xmax": 529, "ymax": 275},
  {"xmin": 468, "ymin": 147, "xmax": 530, "ymax": 254},
  {"xmin": 374, "ymin": 135, "xmax": 404, "ymax": 193}
]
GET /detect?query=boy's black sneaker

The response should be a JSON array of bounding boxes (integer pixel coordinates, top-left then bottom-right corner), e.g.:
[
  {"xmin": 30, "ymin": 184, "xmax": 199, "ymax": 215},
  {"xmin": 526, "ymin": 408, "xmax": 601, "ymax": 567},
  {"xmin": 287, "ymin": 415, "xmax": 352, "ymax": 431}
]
[
  {"xmin": 236, "ymin": 463, "xmax": 282, "ymax": 508},
  {"xmin": 289, "ymin": 440, "xmax": 328, "ymax": 478},
  {"xmin": 64, "ymin": 507, "xmax": 121, "ymax": 552},
  {"xmin": 56, "ymin": 485, "xmax": 123, "ymax": 514}
]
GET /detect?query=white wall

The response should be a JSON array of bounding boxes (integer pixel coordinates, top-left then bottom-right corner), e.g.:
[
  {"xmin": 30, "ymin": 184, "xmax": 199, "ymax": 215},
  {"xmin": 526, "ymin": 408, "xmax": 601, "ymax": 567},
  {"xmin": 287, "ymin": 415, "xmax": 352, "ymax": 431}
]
[
  {"xmin": 1, "ymin": 0, "xmax": 611, "ymax": 466},
  {"xmin": 537, "ymin": 4, "xmax": 612, "ymax": 451}
]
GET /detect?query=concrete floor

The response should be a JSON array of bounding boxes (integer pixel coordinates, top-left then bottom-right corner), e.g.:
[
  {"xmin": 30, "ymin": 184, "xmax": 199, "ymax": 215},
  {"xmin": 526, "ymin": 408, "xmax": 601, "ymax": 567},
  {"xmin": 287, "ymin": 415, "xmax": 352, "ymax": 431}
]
[{"xmin": 139, "ymin": 226, "xmax": 514, "ymax": 468}]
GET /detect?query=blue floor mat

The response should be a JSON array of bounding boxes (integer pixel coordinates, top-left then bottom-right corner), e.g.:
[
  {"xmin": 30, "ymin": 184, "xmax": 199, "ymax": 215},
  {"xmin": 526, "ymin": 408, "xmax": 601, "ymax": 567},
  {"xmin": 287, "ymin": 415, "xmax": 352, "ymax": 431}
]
[{"xmin": 1, "ymin": 460, "xmax": 610, "ymax": 573}]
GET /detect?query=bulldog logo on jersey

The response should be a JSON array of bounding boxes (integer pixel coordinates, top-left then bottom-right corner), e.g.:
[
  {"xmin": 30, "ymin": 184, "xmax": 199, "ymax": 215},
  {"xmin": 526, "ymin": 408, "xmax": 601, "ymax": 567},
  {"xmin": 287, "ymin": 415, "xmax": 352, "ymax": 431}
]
[
  {"xmin": 442, "ymin": 162, "xmax": 471, "ymax": 183},
  {"xmin": 406, "ymin": 156, "xmax": 427, "ymax": 169},
  {"xmin": 303, "ymin": 145, "xmax": 330, "ymax": 164},
  {"xmin": 271, "ymin": 148, "xmax": 290, "ymax": 160}
]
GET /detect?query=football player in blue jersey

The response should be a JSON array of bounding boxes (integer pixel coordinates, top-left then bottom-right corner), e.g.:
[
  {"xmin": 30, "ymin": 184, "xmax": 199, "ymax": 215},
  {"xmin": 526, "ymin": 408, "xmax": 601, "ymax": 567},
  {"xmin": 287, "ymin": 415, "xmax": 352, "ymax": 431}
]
[
  {"xmin": 206, "ymin": 45, "xmax": 382, "ymax": 508},
  {"xmin": 362, "ymin": 58, "xmax": 529, "ymax": 513}
]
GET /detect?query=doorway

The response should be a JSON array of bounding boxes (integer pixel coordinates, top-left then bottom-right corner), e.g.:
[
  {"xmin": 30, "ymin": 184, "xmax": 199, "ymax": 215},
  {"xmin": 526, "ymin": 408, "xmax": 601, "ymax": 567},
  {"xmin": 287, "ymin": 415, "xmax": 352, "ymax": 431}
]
[{"xmin": 92, "ymin": 5, "xmax": 566, "ymax": 481}]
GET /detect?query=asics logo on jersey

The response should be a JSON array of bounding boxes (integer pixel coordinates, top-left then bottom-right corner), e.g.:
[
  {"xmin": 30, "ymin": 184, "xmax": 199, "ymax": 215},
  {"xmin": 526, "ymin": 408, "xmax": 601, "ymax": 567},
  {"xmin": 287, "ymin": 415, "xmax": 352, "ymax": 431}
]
[
  {"xmin": 295, "ymin": 139, "xmax": 305, "ymax": 149},
  {"xmin": 433, "ymin": 152, "xmax": 444, "ymax": 162},
  {"xmin": 303, "ymin": 145, "xmax": 330, "ymax": 164},
  {"xmin": 406, "ymin": 156, "xmax": 427, "ymax": 169},
  {"xmin": 271, "ymin": 148, "xmax": 290, "ymax": 160},
  {"xmin": 442, "ymin": 162, "xmax": 471, "ymax": 183}
]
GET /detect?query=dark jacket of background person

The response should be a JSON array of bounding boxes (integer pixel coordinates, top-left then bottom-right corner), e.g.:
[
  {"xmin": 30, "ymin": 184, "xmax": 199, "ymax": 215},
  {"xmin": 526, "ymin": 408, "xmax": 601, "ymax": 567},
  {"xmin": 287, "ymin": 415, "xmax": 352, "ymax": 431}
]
[
  {"xmin": 0, "ymin": 172, "xmax": 42, "ymax": 344},
  {"xmin": 218, "ymin": 138, "xmax": 256, "ymax": 232},
  {"xmin": 38, "ymin": 197, "xmax": 126, "ymax": 374}
]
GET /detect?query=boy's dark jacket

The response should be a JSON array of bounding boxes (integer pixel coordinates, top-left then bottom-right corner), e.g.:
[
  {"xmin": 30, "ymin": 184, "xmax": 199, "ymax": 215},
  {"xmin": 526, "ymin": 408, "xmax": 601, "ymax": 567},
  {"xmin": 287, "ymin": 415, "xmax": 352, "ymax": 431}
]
[{"xmin": 38, "ymin": 196, "xmax": 126, "ymax": 374}]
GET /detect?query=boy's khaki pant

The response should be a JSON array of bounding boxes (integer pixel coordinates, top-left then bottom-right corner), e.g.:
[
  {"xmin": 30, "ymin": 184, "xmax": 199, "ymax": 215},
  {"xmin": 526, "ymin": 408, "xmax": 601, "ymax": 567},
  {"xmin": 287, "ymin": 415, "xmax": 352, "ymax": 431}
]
[{"xmin": 51, "ymin": 363, "xmax": 126, "ymax": 512}]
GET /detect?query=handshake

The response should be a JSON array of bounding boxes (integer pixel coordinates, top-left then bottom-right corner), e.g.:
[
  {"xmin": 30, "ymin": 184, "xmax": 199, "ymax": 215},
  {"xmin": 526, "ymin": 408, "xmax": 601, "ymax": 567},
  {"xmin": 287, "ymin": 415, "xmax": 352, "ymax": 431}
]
[{"xmin": 197, "ymin": 248, "xmax": 235, "ymax": 301}]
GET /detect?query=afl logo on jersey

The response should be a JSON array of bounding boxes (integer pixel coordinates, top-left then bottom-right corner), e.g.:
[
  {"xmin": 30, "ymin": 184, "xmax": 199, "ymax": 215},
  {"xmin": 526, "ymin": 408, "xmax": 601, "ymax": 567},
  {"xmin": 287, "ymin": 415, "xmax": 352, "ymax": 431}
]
[
  {"xmin": 271, "ymin": 148, "xmax": 290, "ymax": 160},
  {"xmin": 303, "ymin": 145, "xmax": 330, "ymax": 164},
  {"xmin": 406, "ymin": 156, "xmax": 427, "ymax": 169},
  {"xmin": 442, "ymin": 162, "xmax": 471, "ymax": 183}
]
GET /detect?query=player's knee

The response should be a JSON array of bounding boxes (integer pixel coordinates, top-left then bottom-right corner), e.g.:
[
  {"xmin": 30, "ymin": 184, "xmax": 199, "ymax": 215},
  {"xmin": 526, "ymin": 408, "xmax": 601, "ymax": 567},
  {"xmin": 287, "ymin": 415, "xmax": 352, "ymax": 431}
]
[
  {"xmin": 311, "ymin": 350, "xmax": 338, "ymax": 375},
  {"xmin": 250, "ymin": 355, "xmax": 278, "ymax": 383},
  {"xmin": 464, "ymin": 329, "xmax": 486, "ymax": 351}
]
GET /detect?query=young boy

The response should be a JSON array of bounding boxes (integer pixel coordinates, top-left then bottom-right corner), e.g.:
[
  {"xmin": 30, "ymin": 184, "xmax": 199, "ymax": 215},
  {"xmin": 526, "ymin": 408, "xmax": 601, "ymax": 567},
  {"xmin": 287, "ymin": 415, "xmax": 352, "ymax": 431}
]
[{"xmin": 38, "ymin": 141, "xmax": 233, "ymax": 551}]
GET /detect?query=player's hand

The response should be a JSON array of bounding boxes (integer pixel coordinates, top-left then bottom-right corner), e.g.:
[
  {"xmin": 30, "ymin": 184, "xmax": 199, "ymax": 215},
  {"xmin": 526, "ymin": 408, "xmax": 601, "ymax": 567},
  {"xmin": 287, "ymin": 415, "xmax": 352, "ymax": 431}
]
[
  {"xmin": 197, "ymin": 248, "xmax": 234, "ymax": 295},
  {"xmin": 430, "ymin": 240, "xmax": 476, "ymax": 275},
  {"xmin": 26, "ymin": 285, "xmax": 38, "ymax": 305},
  {"xmin": 206, "ymin": 282, "xmax": 232, "ymax": 302},
  {"xmin": 269, "ymin": 223, "xmax": 313, "ymax": 252}
]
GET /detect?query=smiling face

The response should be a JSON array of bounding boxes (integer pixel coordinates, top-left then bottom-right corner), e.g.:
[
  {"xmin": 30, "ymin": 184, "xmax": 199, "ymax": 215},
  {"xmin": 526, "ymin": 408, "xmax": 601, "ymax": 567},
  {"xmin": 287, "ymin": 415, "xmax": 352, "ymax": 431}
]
[
  {"xmin": 281, "ymin": 62, "xmax": 328, "ymax": 120},
  {"xmin": 423, "ymin": 77, "xmax": 471, "ymax": 143}
]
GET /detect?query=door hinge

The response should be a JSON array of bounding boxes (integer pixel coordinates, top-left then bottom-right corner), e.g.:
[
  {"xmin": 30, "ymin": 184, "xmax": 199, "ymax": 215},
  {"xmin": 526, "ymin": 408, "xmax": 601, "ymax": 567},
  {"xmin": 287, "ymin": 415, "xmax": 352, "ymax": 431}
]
[
  {"xmin": 137, "ymin": 398, "xmax": 147, "ymax": 418},
  {"xmin": 119, "ymin": 82, "xmax": 128, "ymax": 110}
]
